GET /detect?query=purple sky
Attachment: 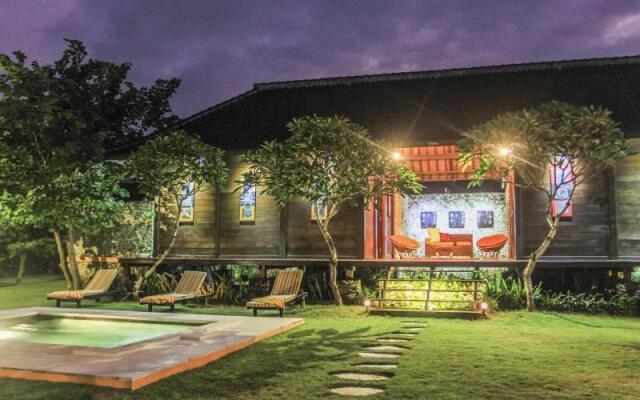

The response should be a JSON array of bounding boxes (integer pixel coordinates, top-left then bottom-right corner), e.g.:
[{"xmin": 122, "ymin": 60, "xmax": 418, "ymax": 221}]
[{"xmin": 2, "ymin": 0, "xmax": 640, "ymax": 117}]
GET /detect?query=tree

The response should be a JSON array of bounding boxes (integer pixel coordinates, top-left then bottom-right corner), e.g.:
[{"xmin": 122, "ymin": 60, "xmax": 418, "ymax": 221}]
[
  {"xmin": 242, "ymin": 115, "xmax": 421, "ymax": 305},
  {"xmin": 0, "ymin": 164, "xmax": 129, "ymax": 289},
  {"xmin": 0, "ymin": 223, "xmax": 52, "ymax": 286},
  {"xmin": 128, "ymin": 131, "xmax": 228, "ymax": 297},
  {"xmin": 0, "ymin": 39, "xmax": 180, "ymax": 287},
  {"xmin": 458, "ymin": 101, "xmax": 633, "ymax": 311}
]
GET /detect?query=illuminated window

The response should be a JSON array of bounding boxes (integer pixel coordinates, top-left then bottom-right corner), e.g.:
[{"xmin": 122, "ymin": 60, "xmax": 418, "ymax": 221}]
[
  {"xmin": 179, "ymin": 181, "xmax": 195, "ymax": 222},
  {"xmin": 550, "ymin": 156, "xmax": 574, "ymax": 218},
  {"xmin": 311, "ymin": 197, "xmax": 328, "ymax": 220},
  {"xmin": 239, "ymin": 183, "xmax": 256, "ymax": 223}
]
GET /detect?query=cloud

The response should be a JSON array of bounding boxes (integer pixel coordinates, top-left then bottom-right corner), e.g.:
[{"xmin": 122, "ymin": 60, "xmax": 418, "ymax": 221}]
[
  {"xmin": 604, "ymin": 13, "xmax": 640, "ymax": 44},
  {"xmin": 1, "ymin": 0, "xmax": 639, "ymax": 117}
]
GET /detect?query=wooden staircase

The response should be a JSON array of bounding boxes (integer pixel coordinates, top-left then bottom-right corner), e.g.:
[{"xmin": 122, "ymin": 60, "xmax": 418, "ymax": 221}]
[{"xmin": 368, "ymin": 267, "xmax": 486, "ymax": 319}]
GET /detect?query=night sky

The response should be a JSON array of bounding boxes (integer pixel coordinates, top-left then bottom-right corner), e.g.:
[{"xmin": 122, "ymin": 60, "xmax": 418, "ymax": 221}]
[{"xmin": 2, "ymin": 0, "xmax": 640, "ymax": 117}]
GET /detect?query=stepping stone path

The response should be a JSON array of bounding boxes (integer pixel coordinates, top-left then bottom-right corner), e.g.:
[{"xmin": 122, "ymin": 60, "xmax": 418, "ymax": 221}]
[
  {"xmin": 386, "ymin": 333, "xmax": 417, "ymax": 339},
  {"xmin": 329, "ymin": 387, "xmax": 385, "ymax": 396},
  {"xmin": 333, "ymin": 372, "xmax": 390, "ymax": 381},
  {"xmin": 355, "ymin": 364, "xmax": 398, "ymax": 370},
  {"xmin": 376, "ymin": 338, "xmax": 410, "ymax": 343},
  {"xmin": 362, "ymin": 345, "xmax": 406, "ymax": 352},
  {"xmin": 330, "ymin": 321, "xmax": 426, "ymax": 396},
  {"xmin": 358, "ymin": 352, "xmax": 401, "ymax": 359},
  {"xmin": 401, "ymin": 328, "xmax": 423, "ymax": 333}
]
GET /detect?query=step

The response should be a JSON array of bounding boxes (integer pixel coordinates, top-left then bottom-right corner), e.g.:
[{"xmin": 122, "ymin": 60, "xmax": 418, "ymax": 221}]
[{"xmin": 368, "ymin": 309, "xmax": 485, "ymax": 319}]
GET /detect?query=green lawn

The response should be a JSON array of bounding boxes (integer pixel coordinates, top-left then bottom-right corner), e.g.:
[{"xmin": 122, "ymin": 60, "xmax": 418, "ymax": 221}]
[{"xmin": 0, "ymin": 275, "xmax": 639, "ymax": 400}]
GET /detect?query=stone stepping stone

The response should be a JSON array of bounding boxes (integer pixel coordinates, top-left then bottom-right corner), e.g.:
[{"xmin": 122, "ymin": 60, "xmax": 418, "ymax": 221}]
[
  {"xmin": 329, "ymin": 387, "xmax": 384, "ymax": 396},
  {"xmin": 402, "ymin": 327, "xmax": 423, "ymax": 332},
  {"xmin": 389, "ymin": 333, "xmax": 417, "ymax": 338},
  {"xmin": 358, "ymin": 352, "xmax": 401, "ymax": 359},
  {"xmin": 379, "ymin": 335, "xmax": 415, "ymax": 340},
  {"xmin": 377, "ymin": 338, "xmax": 411, "ymax": 343},
  {"xmin": 363, "ymin": 345, "xmax": 406, "ymax": 352},
  {"xmin": 355, "ymin": 364, "xmax": 398, "ymax": 370},
  {"xmin": 333, "ymin": 372, "xmax": 390, "ymax": 381}
]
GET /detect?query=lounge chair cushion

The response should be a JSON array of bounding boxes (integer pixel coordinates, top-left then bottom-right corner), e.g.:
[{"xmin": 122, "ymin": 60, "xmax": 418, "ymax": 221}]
[
  {"xmin": 246, "ymin": 294, "xmax": 298, "ymax": 309},
  {"xmin": 47, "ymin": 290, "xmax": 102, "ymax": 300},
  {"xmin": 139, "ymin": 293, "xmax": 193, "ymax": 305}
]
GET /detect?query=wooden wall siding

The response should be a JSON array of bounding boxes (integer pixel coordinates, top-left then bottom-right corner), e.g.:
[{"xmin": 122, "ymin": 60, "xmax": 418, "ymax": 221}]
[
  {"xmin": 156, "ymin": 152, "xmax": 364, "ymax": 259},
  {"xmin": 520, "ymin": 174, "xmax": 611, "ymax": 257},
  {"xmin": 217, "ymin": 191, "xmax": 281, "ymax": 256},
  {"xmin": 285, "ymin": 198, "xmax": 362, "ymax": 258},
  {"xmin": 615, "ymin": 150, "xmax": 640, "ymax": 256},
  {"xmin": 157, "ymin": 186, "xmax": 218, "ymax": 256},
  {"xmin": 214, "ymin": 153, "xmax": 280, "ymax": 257}
]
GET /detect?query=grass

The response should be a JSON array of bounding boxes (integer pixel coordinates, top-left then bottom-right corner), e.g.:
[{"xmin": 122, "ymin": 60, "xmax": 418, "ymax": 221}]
[{"xmin": 0, "ymin": 275, "xmax": 639, "ymax": 399}]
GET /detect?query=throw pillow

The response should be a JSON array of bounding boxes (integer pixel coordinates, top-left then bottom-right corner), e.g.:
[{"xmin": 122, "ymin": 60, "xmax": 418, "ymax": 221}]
[
  {"xmin": 427, "ymin": 227, "xmax": 441, "ymax": 242},
  {"xmin": 440, "ymin": 232, "xmax": 452, "ymax": 242}
]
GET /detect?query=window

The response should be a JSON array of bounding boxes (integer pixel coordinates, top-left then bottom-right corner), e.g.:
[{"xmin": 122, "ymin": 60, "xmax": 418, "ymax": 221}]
[
  {"xmin": 179, "ymin": 181, "xmax": 195, "ymax": 222},
  {"xmin": 239, "ymin": 184, "xmax": 256, "ymax": 223},
  {"xmin": 550, "ymin": 156, "xmax": 574, "ymax": 218}
]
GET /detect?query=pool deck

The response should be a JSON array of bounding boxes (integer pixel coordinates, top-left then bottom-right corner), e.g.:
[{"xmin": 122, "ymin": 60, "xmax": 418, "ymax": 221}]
[{"xmin": 0, "ymin": 307, "xmax": 304, "ymax": 390}]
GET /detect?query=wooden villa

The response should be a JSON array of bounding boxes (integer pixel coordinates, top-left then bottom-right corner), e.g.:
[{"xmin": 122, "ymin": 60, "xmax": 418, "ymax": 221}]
[{"xmin": 123, "ymin": 56, "xmax": 640, "ymax": 281}]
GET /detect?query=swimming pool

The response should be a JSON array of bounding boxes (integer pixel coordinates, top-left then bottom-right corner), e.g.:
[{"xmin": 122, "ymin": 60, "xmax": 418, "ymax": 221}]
[
  {"xmin": 0, "ymin": 308, "xmax": 303, "ymax": 390},
  {"xmin": 0, "ymin": 315, "xmax": 205, "ymax": 348}
]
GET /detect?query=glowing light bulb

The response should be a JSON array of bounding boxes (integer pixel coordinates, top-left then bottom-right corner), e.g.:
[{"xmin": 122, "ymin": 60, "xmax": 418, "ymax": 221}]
[
  {"xmin": 480, "ymin": 302, "xmax": 490, "ymax": 311},
  {"xmin": 392, "ymin": 152, "xmax": 402, "ymax": 160},
  {"xmin": 498, "ymin": 147, "xmax": 512, "ymax": 157},
  {"xmin": 364, "ymin": 299, "xmax": 371, "ymax": 308}
]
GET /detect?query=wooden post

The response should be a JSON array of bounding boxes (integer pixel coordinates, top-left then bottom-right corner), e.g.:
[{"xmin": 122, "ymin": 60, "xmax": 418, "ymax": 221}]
[
  {"xmin": 506, "ymin": 169, "xmax": 517, "ymax": 259},
  {"xmin": 607, "ymin": 168, "xmax": 619, "ymax": 259}
]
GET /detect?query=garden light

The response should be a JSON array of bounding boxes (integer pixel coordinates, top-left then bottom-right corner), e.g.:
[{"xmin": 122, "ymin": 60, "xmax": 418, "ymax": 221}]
[
  {"xmin": 480, "ymin": 302, "xmax": 490, "ymax": 310},
  {"xmin": 498, "ymin": 146, "xmax": 512, "ymax": 157},
  {"xmin": 392, "ymin": 151, "xmax": 403, "ymax": 160},
  {"xmin": 364, "ymin": 299, "xmax": 371, "ymax": 310}
]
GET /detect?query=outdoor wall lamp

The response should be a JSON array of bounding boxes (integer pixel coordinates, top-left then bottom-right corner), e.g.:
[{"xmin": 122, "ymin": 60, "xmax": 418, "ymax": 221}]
[{"xmin": 498, "ymin": 146, "xmax": 512, "ymax": 157}]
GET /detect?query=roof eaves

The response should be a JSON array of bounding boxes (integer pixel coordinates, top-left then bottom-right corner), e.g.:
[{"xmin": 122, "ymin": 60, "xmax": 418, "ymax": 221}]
[
  {"xmin": 253, "ymin": 55, "xmax": 640, "ymax": 91},
  {"xmin": 174, "ymin": 87, "xmax": 260, "ymax": 129}
]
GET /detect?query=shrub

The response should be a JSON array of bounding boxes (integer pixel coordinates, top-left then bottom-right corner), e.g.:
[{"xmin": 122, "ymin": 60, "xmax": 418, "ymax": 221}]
[
  {"xmin": 483, "ymin": 272, "xmax": 542, "ymax": 310},
  {"xmin": 537, "ymin": 290, "xmax": 639, "ymax": 315}
]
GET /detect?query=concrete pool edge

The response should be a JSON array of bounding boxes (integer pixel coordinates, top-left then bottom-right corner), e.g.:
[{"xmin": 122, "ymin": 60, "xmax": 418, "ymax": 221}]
[{"xmin": 0, "ymin": 307, "xmax": 304, "ymax": 390}]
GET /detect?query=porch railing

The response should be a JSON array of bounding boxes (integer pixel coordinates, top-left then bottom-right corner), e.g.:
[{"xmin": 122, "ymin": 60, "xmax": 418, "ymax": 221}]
[{"xmin": 373, "ymin": 267, "xmax": 483, "ymax": 311}]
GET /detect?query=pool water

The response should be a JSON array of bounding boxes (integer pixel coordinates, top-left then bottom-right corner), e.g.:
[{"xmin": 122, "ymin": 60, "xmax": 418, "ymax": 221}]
[{"xmin": 0, "ymin": 316, "xmax": 204, "ymax": 348}]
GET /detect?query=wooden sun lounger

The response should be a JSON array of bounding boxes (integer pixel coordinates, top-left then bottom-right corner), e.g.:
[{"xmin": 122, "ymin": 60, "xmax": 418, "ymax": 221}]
[
  {"xmin": 246, "ymin": 269, "xmax": 307, "ymax": 317},
  {"xmin": 47, "ymin": 269, "xmax": 119, "ymax": 308},
  {"xmin": 139, "ymin": 271, "xmax": 209, "ymax": 312}
]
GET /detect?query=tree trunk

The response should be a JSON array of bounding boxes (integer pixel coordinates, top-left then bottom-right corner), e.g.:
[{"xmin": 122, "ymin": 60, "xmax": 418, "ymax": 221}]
[
  {"xmin": 52, "ymin": 229, "xmax": 72, "ymax": 288},
  {"xmin": 316, "ymin": 217, "xmax": 342, "ymax": 306},
  {"xmin": 132, "ymin": 203, "xmax": 182, "ymax": 298},
  {"xmin": 523, "ymin": 215, "xmax": 560, "ymax": 311},
  {"xmin": 14, "ymin": 253, "xmax": 26, "ymax": 285},
  {"xmin": 65, "ymin": 226, "xmax": 83, "ymax": 290}
]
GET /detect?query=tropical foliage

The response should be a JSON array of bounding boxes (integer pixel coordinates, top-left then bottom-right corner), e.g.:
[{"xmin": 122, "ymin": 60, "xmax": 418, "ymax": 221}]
[
  {"xmin": 242, "ymin": 115, "xmax": 421, "ymax": 305},
  {"xmin": 0, "ymin": 39, "xmax": 179, "ymax": 289},
  {"xmin": 458, "ymin": 101, "xmax": 633, "ymax": 310},
  {"xmin": 128, "ymin": 130, "xmax": 228, "ymax": 296}
]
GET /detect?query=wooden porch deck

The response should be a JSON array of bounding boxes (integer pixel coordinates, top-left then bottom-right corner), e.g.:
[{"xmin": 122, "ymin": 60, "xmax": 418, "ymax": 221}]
[{"xmin": 118, "ymin": 255, "xmax": 640, "ymax": 269}]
